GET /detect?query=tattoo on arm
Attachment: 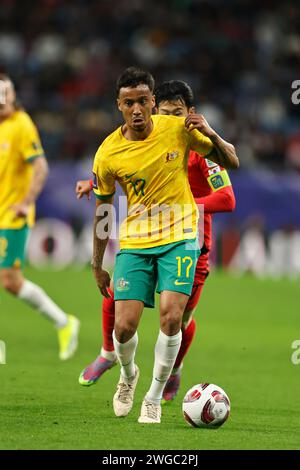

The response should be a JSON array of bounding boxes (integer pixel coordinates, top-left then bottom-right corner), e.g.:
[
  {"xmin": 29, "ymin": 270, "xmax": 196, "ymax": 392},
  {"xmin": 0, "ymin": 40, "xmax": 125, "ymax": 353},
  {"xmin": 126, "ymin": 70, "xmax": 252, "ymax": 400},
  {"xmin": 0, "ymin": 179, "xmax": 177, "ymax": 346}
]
[
  {"xmin": 92, "ymin": 198, "xmax": 114, "ymax": 269},
  {"xmin": 209, "ymin": 134, "xmax": 239, "ymax": 169}
]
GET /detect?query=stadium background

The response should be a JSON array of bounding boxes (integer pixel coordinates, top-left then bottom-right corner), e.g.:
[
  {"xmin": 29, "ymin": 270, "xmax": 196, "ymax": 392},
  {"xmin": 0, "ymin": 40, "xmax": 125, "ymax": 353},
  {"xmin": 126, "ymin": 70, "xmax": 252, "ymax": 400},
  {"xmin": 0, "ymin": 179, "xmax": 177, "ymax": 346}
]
[
  {"xmin": 1, "ymin": 0, "xmax": 300, "ymax": 276},
  {"xmin": 1, "ymin": 0, "xmax": 300, "ymax": 451}
]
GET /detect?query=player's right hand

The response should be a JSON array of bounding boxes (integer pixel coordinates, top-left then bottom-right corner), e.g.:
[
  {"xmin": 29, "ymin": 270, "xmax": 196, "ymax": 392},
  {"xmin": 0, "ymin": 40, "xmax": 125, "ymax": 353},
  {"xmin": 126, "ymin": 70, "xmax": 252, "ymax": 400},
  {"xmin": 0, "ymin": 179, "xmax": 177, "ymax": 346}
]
[
  {"xmin": 76, "ymin": 180, "xmax": 92, "ymax": 200},
  {"xmin": 185, "ymin": 114, "xmax": 216, "ymax": 139},
  {"xmin": 92, "ymin": 267, "xmax": 111, "ymax": 298},
  {"xmin": 10, "ymin": 201, "xmax": 30, "ymax": 220}
]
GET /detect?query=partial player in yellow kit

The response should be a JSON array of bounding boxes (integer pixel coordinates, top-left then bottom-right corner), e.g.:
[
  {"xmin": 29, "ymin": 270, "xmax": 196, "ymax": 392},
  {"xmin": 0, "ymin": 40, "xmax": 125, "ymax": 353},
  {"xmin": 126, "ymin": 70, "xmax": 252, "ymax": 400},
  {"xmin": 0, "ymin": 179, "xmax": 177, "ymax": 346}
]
[
  {"xmin": 0, "ymin": 74, "xmax": 79, "ymax": 360},
  {"xmin": 91, "ymin": 67, "xmax": 239, "ymax": 423}
]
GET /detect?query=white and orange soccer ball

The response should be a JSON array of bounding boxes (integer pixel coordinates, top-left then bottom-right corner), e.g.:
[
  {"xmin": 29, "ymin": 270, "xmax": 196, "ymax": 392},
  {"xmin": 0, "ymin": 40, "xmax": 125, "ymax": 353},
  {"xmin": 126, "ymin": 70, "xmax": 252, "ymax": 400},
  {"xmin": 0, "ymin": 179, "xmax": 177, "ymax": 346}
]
[{"xmin": 182, "ymin": 383, "xmax": 230, "ymax": 428}]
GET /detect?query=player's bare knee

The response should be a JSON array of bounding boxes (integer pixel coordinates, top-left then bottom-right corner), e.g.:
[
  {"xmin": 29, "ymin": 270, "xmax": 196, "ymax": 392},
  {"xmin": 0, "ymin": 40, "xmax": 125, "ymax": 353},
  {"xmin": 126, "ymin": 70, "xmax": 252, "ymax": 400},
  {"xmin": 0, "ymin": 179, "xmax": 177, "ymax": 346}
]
[
  {"xmin": 114, "ymin": 317, "xmax": 137, "ymax": 342},
  {"xmin": 160, "ymin": 309, "xmax": 182, "ymax": 333},
  {"xmin": 161, "ymin": 304, "xmax": 182, "ymax": 322},
  {"xmin": 0, "ymin": 273, "xmax": 21, "ymax": 296}
]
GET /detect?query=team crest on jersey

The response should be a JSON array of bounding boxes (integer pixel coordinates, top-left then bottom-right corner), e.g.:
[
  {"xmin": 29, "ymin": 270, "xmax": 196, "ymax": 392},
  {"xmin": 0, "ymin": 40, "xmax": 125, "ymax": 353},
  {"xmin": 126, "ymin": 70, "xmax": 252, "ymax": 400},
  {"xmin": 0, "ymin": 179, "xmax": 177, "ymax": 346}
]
[
  {"xmin": 208, "ymin": 166, "xmax": 221, "ymax": 175},
  {"xmin": 210, "ymin": 174, "xmax": 225, "ymax": 190},
  {"xmin": 166, "ymin": 151, "xmax": 179, "ymax": 162},
  {"xmin": 116, "ymin": 278, "xmax": 130, "ymax": 292},
  {"xmin": 205, "ymin": 158, "xmax": 217, "ymax": 168}
]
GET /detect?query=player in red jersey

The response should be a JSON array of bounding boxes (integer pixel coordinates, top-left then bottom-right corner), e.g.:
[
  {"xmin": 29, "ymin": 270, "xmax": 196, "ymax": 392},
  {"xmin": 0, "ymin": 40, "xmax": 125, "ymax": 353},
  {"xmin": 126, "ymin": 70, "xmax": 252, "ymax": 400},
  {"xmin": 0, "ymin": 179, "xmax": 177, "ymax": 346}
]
[{"xmin": 77, "ymin": 80, "xmax": 236, "ymax": 401}]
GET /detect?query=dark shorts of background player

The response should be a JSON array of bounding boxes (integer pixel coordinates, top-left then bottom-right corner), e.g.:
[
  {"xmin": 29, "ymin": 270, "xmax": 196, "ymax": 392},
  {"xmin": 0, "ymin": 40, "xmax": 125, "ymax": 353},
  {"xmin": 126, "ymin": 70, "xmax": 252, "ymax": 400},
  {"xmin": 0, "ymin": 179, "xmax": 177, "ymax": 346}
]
[{"xmin": 114, "ymin": 238, "xmax": 201, "ymax": 308}]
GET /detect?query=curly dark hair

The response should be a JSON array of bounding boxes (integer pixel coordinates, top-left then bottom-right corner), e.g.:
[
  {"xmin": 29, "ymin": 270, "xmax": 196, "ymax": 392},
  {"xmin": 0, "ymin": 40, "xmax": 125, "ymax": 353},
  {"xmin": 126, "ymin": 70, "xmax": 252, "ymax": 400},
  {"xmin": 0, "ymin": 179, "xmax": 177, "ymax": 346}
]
[{"xmin": 116, "ymin": 67, "xmax": 155, "ymax": 96}]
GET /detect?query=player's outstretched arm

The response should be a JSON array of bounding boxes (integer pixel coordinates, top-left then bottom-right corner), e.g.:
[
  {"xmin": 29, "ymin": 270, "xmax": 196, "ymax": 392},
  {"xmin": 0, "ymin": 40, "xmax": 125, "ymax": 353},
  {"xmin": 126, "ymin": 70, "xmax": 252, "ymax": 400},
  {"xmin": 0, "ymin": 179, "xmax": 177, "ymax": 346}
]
[
  {"xmin": 92, "ymin": 197, "xmax": 113, "ymax": 298},
  {"xmin": 76, "ymin": 179, "xmax": 93, "ymax": 200},
  {"xmin": 195, "ymin": 186, "xmax": 236, "ymax": 214},
  {"xmin": 185, "ymin": 114, "xmax": 239, "ymax": 170},
  {"xmin": 10, "ymin": 156, "xmax": 49, "ymax": 218}
]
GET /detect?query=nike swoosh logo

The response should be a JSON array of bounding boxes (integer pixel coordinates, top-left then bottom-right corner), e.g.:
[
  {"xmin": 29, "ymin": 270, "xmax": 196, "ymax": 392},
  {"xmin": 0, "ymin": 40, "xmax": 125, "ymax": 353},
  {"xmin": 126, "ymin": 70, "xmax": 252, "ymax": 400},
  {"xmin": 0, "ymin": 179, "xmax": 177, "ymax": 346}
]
[{"xmin": 174, "ymin": 280, "xmax": 190, "ymax": 286}]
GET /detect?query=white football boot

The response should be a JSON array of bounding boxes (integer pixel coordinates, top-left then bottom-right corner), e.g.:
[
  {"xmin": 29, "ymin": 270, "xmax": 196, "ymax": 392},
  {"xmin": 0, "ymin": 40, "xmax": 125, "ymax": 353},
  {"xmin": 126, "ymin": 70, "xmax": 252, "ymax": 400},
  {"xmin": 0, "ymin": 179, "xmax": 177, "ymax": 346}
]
[
  {"xmin": 138, "ymin": 398, "xmax": 162, "ymax": 424},
  {"xmin": 113, "ymin": 366, "xmax": 139, "ymax": 417}
]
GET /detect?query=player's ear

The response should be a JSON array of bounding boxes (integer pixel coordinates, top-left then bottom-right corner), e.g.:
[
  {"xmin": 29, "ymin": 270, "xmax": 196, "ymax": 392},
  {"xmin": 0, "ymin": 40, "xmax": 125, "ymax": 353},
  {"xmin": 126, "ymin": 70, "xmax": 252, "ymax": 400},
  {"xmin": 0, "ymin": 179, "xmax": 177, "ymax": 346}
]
[
  {"xmin": 117, "ymin": 99, "xmax": 122, "ymax": 111},
  {"xmin": 189, "ymin": 106, "xmax": 196, "ymax": 115},
  {"xmin": 152, "ymin": 94, "xmax": 156, "ymax": 109},
  {"xmin": 5, "ymin": 81, "xmax": 16, "ymax": 105}
]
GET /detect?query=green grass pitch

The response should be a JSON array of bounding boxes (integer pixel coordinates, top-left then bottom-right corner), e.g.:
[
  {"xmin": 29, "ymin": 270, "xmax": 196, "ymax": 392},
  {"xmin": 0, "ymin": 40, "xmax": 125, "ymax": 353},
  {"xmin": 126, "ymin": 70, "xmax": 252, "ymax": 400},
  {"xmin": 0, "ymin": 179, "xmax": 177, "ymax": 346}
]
[{"xmin": 0, "ymin": 267, "xmax": 299, "ymax": 450}]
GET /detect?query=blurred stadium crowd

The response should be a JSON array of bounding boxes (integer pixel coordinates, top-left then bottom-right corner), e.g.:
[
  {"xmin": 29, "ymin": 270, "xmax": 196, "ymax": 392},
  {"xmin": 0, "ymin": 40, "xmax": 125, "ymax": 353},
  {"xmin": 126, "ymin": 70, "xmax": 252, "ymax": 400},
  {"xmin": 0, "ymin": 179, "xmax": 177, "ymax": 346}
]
[{"xmin": 0, "ymin": 0, "xmax": 299, "ymax": 170}]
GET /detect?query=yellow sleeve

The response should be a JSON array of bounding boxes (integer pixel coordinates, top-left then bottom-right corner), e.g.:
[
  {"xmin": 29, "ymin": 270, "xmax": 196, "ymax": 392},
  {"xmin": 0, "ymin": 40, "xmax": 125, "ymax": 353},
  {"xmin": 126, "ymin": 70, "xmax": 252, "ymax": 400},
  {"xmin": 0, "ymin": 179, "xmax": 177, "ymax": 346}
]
[
  {"xmin": 188, "ymin": 128, "xmax": 214, "ymax": 157},
  {"xmin": 92, "ymin": 148, "xmax": 116, "ymax": 200},
  {"xmin": 20, "ymin": 114, "xmax": 45, "ymax": 162}
]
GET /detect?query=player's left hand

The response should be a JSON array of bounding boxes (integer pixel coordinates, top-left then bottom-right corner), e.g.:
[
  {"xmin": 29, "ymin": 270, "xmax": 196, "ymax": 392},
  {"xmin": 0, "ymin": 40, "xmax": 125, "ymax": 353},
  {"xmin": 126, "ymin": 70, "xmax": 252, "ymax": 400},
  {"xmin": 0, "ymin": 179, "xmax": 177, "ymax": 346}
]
[
  {"xmin": 185, "ymin": 114, "xmax": 216, "ymax": 139},
  {"xmin": 92, "ymin": 267, "xmax": 111, "ymax": 298},
  {"xmin": 10, "ymin": 202, "xmax": 30, "ymax": 219},
  {"xmin": 76, "ymin": 180, "xmax": 92, "ymax": 200}
]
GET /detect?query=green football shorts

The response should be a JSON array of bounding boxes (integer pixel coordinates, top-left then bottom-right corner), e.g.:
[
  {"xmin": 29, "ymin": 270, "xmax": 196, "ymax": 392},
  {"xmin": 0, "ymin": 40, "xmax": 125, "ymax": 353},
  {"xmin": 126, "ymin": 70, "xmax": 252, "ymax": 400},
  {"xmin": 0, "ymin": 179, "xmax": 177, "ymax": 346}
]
[
  {"xmin": 114, "ymin": 238, "xmax": 201, "ymax": 308},
  {"xmin": 0, "ymin": 225, "xmax": 29, "ymax": 269}
]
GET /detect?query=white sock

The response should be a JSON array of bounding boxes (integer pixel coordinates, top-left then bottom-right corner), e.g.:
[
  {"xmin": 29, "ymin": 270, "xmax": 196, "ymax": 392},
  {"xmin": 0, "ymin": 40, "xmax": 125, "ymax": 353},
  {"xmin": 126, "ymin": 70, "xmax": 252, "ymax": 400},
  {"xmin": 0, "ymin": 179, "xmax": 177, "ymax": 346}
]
[
  {"xmin": 146, "ymin": 330, "xmax": 182, "ymax": 405},
  {"xmin": 101, "ymin": 347, "xmax": 116, "ymax": 361},
  {"xmin": 18, "ymin": 280, "xmax": 68, "ymax": 328},
  {"xmin": 113, "ymin": 330, "xmax": 138, "ymax": 383}
]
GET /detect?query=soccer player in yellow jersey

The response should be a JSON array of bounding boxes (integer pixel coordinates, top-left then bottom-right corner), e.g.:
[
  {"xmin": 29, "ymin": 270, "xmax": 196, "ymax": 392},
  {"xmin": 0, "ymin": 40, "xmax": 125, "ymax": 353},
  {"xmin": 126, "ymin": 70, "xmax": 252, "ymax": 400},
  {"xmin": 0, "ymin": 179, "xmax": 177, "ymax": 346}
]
[
  {"xmin": 0, "ymin": 74, "xmax": 80, "ymax": 360},
  {"xmin": 92, "ymin": 67, "xmax": 238, "ymax": 423}
]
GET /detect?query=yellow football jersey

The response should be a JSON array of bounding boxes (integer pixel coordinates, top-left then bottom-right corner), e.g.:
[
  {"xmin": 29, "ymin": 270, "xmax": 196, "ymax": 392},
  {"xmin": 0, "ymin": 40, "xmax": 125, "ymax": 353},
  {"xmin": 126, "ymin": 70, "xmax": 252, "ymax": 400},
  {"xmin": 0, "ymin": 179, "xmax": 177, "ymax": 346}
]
[
  {"xmin": 93, "ymin": 114, "xmax": 214, "ymax": 249},
  {"xmin": 0, "ymin": 110, "xmax": 45, "ymax": 229}
]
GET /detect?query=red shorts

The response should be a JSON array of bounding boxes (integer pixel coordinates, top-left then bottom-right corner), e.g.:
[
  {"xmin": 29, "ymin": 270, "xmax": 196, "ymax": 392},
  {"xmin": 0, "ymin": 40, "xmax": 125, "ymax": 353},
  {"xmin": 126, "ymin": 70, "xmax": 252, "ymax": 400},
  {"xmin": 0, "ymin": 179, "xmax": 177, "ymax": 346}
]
[{"xmin": 186, "ymin": 254, "xmax": 209, "ymax": 311}]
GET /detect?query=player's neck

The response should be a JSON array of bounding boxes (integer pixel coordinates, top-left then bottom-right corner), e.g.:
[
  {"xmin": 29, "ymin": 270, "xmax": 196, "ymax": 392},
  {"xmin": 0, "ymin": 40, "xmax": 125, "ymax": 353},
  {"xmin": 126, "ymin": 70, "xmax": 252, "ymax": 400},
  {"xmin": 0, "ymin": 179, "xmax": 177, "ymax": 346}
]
[
  {"xmin": 0, "ymin": 107, "xmax": 15, "ymax": 124},
  {"xmin": 122, "ymin": 119, "xmax": 153, "ymax": 141}
]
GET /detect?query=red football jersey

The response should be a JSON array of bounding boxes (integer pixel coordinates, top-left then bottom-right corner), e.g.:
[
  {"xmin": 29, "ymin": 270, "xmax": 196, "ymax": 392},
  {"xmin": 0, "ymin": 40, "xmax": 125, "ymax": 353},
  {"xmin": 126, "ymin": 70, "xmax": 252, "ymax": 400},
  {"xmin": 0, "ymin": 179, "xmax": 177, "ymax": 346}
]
[{"xmin": 188, "ymin": 150, "xmax": 235, "ymax": 256}]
